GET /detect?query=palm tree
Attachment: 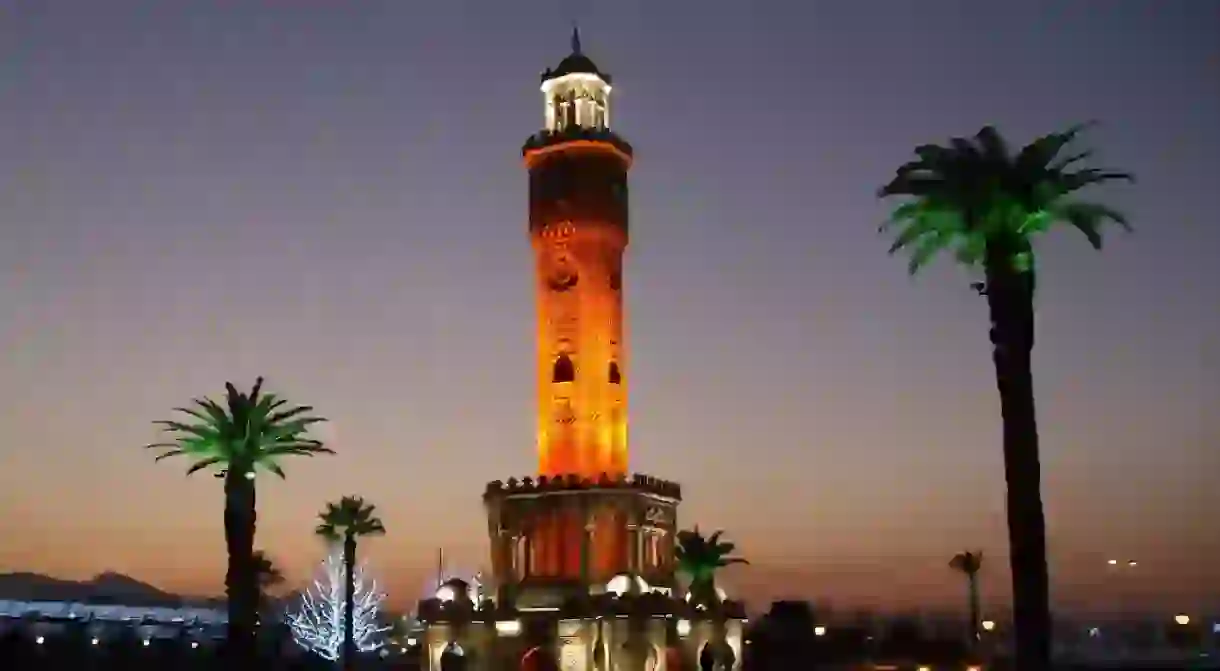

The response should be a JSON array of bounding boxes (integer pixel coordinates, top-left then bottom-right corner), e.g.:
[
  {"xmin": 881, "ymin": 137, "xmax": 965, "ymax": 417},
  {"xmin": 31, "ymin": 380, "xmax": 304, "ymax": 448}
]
[
  {"xmin": 878, "ymin": 123, "xmax": 1133, "ymax": 671},
  {"xmin": 147, "ymin": 377, "xmax": 331, "ymax": 663},
  {"xmin": 316, "ymin": 495, "xmax": 386, "ymax": 671},
  {"xmin": 950, "ymin": 550, "xmax": 984, "ymax": 649},
  {"xmin": 253, "ymin": 549, "xmax": 285, "ymax": 615},
  {"xmin": 675, "ymin": 527, "xmax": 748, "ymax": 606}
]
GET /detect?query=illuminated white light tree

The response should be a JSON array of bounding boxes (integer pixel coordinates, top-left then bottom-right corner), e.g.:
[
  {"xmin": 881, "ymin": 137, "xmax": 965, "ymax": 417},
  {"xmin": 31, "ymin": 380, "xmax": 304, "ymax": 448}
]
[{"xmin": 287, "ymin": 550, "xmax": 390, "ymax": 660}]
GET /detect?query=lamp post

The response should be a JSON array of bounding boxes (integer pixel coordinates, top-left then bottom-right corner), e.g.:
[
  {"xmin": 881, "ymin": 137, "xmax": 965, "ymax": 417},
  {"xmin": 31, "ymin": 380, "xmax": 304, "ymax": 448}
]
[{"xmin": 1104, "ymin": 558, "xmax": 1138, "ymax": 622}]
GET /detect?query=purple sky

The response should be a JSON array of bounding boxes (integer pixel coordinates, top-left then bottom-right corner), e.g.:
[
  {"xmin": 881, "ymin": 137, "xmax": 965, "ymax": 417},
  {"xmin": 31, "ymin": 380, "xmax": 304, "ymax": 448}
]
[{"xmin": 1, "ymin": 1, "xmax": 1217, "ymax": 614}]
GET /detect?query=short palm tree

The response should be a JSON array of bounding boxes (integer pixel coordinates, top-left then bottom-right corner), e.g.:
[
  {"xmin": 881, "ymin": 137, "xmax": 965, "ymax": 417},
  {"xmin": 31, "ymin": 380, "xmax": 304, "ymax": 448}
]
[
  {"xmin": 147, "ymin": 378, "xmax": 330, "ymax": 662},
  {"xmin": 253, "ymin": 549, "xmax": 285, "ymax": 615},
  {"xmin": 950, "ymin": 550, "xmax": 984, "ymax": 649},
  {"xmin": 675, "ymin": 527, "xmax": 748, "ymax": 607},
  {"xmin": 878, "ymin": 123, "xmax": 1133, "ymax": 671},
  {"xmin": 316, "ymin": 495, "xmax": 386, "ymax": 671}
]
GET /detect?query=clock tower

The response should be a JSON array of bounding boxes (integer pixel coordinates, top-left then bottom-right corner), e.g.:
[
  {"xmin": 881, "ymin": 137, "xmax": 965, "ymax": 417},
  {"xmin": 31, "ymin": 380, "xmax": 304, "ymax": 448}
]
[
  {"xmin": 525, "ymin": 27, "xmax": 633, "ymax": 478},
  {"xmin": 417, "ymin": 31, "xmax": 746, "ymax": 671}
]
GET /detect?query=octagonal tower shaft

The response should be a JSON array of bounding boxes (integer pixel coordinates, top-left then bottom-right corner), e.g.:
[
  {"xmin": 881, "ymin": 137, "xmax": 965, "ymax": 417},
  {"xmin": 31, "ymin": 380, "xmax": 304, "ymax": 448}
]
[{"xmin": 525, "ymin": 71, "xmax": 633, "ymax": 479}]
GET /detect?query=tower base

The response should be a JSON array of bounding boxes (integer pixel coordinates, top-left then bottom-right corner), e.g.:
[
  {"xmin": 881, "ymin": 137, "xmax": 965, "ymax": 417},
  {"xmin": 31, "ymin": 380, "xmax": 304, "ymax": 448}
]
[
  {"xmin": 416, "ymin": 473, "xmax": 744, "ymax": 669},
  {"xmin": 417, "ymin": 593, "xmax": 746, "ymax": 671}
]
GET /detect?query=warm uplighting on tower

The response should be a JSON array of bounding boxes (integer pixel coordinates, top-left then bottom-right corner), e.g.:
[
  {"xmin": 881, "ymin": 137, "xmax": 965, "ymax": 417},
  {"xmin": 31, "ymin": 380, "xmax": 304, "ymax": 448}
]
[{"xmin": 526, "ymin": 26, "xmax": 633, "ymax": 479}]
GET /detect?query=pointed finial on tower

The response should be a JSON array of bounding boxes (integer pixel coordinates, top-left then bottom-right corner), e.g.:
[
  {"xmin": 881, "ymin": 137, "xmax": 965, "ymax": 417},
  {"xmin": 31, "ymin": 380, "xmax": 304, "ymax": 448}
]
[{"xmin": 570, "ymin": 22, "xmax": 583, "ymax": 55}]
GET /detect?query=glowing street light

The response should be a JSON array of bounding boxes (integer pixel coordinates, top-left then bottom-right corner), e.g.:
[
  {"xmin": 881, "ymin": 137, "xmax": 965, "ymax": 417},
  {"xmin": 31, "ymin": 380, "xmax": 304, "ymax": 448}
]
[
  {"xmin": 1174, "ymin": 614, "xmax": 1190, "ymax": 626},
  {"xmin": 981, "ymin": 619, "xmax": 996, "ymax": 632},
  {"xmin": 814, "ymin": 625, "xmax": 827, "ymax": 637}
]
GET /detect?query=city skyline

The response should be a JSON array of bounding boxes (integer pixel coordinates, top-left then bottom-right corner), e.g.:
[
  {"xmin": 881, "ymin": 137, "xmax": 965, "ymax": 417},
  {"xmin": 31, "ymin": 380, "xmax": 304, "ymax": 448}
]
[{"xmin": 1, "ymin": 1, "xmax": 1217, "ymax": 614}]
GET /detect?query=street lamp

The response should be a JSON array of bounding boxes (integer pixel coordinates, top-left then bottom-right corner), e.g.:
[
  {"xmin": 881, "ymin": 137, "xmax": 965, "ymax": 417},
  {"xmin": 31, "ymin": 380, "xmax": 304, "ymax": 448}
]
[
  {"xmin": 981, "ymin": 620, "xmax": 996, "ymax": 632},
  {"xmin": 1105, "ymin": 558, "xmax": 1138, "ymax": 617},
  {"xmin": 814, "ymin": 625, "xmax": 827, "ymax": 637},
  {"xmin": 1174, "ymin": 614, "xmax": 1190, "ymax": 626}
]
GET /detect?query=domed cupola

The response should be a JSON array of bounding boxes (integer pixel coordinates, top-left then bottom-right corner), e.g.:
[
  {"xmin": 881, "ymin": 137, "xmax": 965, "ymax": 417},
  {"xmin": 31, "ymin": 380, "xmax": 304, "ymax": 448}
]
[
  {"xmin": 538, "ymin": 26, "xmax": 613, "ymax": 133},
  {"xmin": 541, "ymin": 26, "xmax": 612, "ymax": 85}
]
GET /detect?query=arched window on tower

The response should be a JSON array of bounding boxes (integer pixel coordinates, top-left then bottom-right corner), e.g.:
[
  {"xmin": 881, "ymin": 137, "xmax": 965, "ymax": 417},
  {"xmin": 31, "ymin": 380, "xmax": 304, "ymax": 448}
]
[
  {"xmin": 553, "ymin": 354, "xmax": 575, "ymax": 383},
  {"xmin": 608, "ymin": 362, "xmax": 621, "ymax": 384}
]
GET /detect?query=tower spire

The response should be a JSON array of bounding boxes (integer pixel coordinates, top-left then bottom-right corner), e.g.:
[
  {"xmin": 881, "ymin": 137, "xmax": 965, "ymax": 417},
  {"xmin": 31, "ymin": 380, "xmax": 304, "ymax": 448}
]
[{"xmin": 570, "ymin": 22, "xmax": 582, "ymax": 55}]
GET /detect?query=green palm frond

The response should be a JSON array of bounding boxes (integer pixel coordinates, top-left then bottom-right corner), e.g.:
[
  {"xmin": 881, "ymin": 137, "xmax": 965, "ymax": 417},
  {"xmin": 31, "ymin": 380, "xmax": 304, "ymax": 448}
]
[
  {"xmin": 675, "ymin": 527, "xmax": 748, "ymax": 584},
  {"xmin": 316, "ymin": 495, "xmax": 386, "ymax": 542},
  {"xmin": 878, "ymin": 123, "xmax": 1134, "ymax": 280},
  {"xmin": 146, "ymin": 377, "xmax": 331, "ymax": 477}
]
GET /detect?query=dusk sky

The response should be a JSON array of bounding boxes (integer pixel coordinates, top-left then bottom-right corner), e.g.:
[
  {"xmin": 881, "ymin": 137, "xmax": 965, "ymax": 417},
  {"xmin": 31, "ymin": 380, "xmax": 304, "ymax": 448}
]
[{"xmin": 1, "ymin": 1, "xmax": 1217, "ymax": 615}]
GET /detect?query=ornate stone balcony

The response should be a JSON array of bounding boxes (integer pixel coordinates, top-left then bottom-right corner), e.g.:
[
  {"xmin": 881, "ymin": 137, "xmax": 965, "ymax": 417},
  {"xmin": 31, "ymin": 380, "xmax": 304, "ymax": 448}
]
[
  {"xmin": 522, "ymin": 126, "xmax": 634, "ymax": 159},
  {"xmin": 484, "ymin": 472, "xmax": 681, "ymax": 501}
]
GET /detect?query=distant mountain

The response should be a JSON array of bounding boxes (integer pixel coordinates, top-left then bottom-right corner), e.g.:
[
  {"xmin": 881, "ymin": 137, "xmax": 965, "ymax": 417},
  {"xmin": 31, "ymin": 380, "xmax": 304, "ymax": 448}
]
[{"xmin": 0, "ymin": 571, "xmax": 196, "ymax": 608}]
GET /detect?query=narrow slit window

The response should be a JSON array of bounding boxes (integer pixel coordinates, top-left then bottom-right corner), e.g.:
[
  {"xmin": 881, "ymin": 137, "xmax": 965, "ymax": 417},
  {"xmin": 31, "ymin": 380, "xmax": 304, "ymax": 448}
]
[{"xmin": 608, "ymin": 362, "xmax": 622, "ymax": 384}]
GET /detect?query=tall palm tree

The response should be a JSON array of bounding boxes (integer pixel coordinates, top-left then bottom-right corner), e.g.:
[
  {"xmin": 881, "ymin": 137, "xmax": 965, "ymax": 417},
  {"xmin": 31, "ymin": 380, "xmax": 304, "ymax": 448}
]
[
  {"xmin": 316, "ymin": 495, "xmax": 386, "ymax": 671},
  {"xmin": 878, "ymin": 123, "xmax": 1133, "ymax": 671},
  {"xmin": 147, "ymin": 377, "xmax": 330, "ymax": 663},
  {"xmin": 950, "ymin": 550, "xmax": 984, "ymax": 649},
  {"xmin": 675, "ymin": 527, "xmax": 748, "ymax": 606}
]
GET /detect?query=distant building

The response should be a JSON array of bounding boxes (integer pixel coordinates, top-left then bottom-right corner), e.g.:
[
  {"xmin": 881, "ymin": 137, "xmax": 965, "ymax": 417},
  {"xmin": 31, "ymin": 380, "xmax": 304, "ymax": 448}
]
[{"xmin": 0, "ymin": 598, "xmax": 226, "ymax": 640}]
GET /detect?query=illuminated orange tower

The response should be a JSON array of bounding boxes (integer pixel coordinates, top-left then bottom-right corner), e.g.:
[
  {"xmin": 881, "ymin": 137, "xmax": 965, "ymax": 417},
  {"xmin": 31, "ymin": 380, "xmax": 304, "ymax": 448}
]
[
  {"xmin": 526, "ymin": 27, "xmax": 632, "ymax": 478},
  {"xmin": 481, "ymin": 30, "xmax": 680, "ymax": 607},
  {"xmin": 420, "ymin": 34, "xmax": 747, "ymax": 670}
]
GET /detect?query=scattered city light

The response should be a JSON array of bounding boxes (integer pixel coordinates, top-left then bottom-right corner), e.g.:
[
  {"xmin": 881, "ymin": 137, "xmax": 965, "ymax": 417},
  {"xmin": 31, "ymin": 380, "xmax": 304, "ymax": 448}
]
[
  {"xmin": 91, "ymin": 638, "xmax": 100, "ymax": 646},
  {"xmin": 814, "ymin": 625, "xmax": 827, "ymax": 637},
  {"xmin": 495, "ymin": 620, "xmax": 521, "ymax": 636},
  {"xmin": 191, "ymin": 641, "xmax": 199, "ymax": 649},
  {"xmin": 676, "ymin": 619, "xmax": 692, "ymax": 637},
  {"xmin": 1175, "ymin": 614, "xmax": 1190, "ymax": 625},
  {"xmin": 981, "ymin": 619, "xmax": 996, "ymax": 631},
  {"xmin": 143, "ymin": 639, "xmax": 150, "ymax": 646},
  {"xmin": 1107, "ymin": 559, "xmax": 1118, "ymax": 565},
  {"xmin": 35, "ymin": 636, "xmax": 44, "ymax": 645}
]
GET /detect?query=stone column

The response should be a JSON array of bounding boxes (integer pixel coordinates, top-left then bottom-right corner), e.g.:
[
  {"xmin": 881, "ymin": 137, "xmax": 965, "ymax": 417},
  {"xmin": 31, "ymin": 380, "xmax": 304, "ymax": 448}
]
[
  {"xmin": 581, "ymin": 504, "xmax": 594, "ymax": 585},
  {"xmin": 523, "ymin": 524, "xmax": 534, "ymax": 579},
  {"xmin": 625, "ymin": 515, "xmax": 640, "ymax": 575}
]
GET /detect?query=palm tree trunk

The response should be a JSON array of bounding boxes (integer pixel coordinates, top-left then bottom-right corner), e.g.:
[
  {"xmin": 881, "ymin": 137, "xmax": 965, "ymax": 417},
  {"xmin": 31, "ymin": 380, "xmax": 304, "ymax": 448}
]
[
  {"xmin": 968, "ymin": 572, "xmax": 981, "ymax": 651},
  {"xmin": 985, "ymin": 250, "xmax": 1052, "ymax": 671},
  {"xmin": 342, "ymin": 535, "xmax": 357, "ymax": 670},
  {"xmin": 223, "ymin": 468, "xmax": 259, "ymax": 664}
]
